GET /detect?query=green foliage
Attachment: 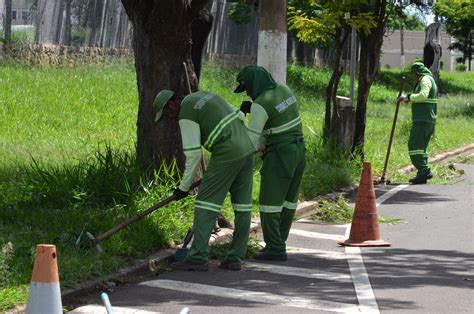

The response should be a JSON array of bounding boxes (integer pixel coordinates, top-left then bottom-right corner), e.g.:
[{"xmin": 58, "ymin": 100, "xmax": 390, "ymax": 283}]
[
  {"xmin": 300, "ymin": 139, "xmax": 360, "ymax": 199},
  {"xmin": 228, "ymin": 0, "xmax": 256, "ymax": 24},
  {"xmin": 387, "ymin": 9, "xmax": 426, "ymax": 31},
  {"xmin": 433, "ymin": 0, "xmax": 474, "ymax": 64},
  {"xmin": 311, "ymin": 197, "xmax": 354, "ymax": 223},
  {"xmin": 209, "ymin": 236, "xmax": 262, "ymax": 261},
  {"xmin": 288, "ymin": 0, "xmax": 377, "ymax": 45},
  {"xmin": 456, "ymin": 64, "xmax": 467, "ymax": 72}
]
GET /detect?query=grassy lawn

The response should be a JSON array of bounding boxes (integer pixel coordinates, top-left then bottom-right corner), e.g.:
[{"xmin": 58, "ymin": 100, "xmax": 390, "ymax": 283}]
[{"xmin": 1, "ymin": 62, "xmax": 473, "ymax": 310}]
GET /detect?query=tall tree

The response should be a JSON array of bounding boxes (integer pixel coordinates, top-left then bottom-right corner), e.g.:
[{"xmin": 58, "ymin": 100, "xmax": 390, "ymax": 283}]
[
  {"xmin": 352, "ymin": 0, "xmax": 388, "ymax": 156},
  {"xmin": 433, "ymin": 0, "xmax": 474, "ymax": 71},
  {"xmin": 288, "ymin": 0, "xmax": 376, "ymax": 139},
  {"xmin": 258, "ymin": 0, "xmax": 287, "ymax": 83},
  {"xmin": 120, "ymin": 0, "xmax": 209, "ymax": 173}
]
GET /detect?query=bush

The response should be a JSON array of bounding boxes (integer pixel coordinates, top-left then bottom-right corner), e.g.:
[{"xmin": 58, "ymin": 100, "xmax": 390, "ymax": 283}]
[
  {"xmin": 300, "ymin": 138, "xmax": 359, "ymax": 199},
  {"xmin": 456, "ymin": 64, "xmax": 467, "ymax": 72}
]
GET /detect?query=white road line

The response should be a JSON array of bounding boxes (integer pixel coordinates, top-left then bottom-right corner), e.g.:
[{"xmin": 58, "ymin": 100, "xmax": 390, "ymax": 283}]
[
  {"xmin": 244, "ymin": 261, "xmax": 352, "ymax": 282},
  {"xmin": 70, "ymin": 305, "xmax": 158, "ymax": 313},
  {"xmin": 140, "ymin": 279, "xmax": 360, "ymax": 313},
  {"xmin": 287, "ymin": 247, "xmax": 347, "ymax": 260},
  {"xmin": 376, "ymin": 184, "xmax": 409, "ymax": 207},
  {"xmin": 289, "ymin": 228, "xmax": 344, "ymax": 241},
  {"xmin": 346, "ymin": 247, "xmax": 380, "ymax": 314},
  {"xmin": 344, "ymin": 184, "xmax": 410, "ymax": 314},
  {"xmin": 296, "ymin": 219, "xmax": 350, "ymax": 228}
]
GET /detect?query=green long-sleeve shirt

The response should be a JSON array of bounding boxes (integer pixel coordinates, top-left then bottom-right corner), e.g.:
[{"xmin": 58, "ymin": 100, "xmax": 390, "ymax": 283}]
[
  {"xmin": 177, "ymin": 91, "xmax": 254, "ymax": 191},
  {"xmin": 408, "ymin": 75, "xmax": 438, "ymax": 124}
]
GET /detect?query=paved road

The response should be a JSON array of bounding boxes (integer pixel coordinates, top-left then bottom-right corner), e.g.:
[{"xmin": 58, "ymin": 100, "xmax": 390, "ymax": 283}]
[{"xmin": 70, "ymin": 164, "xmax": 474, "ymax": 313}]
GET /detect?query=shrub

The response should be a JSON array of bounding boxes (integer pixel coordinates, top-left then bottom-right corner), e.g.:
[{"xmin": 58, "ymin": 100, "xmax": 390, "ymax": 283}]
[{"xmin": 456, "ymin": 64, "xmax": 467, "ymax": 72}]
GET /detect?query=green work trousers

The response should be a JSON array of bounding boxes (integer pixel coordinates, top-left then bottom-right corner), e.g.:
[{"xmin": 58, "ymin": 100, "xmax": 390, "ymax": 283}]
[
  {"xmin": 259, "ymin": 140, "xmax": 306, "ymax": 256},
  {"xmin": 408, "ymin": 121, "xmax": 435, "ymax": 175},
  {"xmin": 187, "ymin": 153, "xmax": 254, "ymax": 263}
]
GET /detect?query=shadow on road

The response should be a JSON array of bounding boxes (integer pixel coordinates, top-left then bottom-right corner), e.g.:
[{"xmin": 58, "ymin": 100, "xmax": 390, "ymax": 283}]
[{"xmin": 364, "ymin": 248, "xmax": 474, "ymax": 289}]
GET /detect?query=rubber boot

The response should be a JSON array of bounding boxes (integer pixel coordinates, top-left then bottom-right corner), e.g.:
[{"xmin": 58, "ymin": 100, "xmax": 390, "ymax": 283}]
[
  {"xmin": 279, "ymin": 207, "xmax": 296, "ymax": 242},
  {"xmin": 187, "ymin": 208, "xmax": 219, "ymax": 263},
  {"xmin": 225, "ymin": 211, "xmax": 251, "ymax": 262}
]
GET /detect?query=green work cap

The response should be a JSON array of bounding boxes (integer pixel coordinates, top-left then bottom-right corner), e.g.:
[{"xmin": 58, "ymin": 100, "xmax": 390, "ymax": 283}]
[
  {"xmin": 153, "ymin": 90, "xmax": 174, "ymax": 122},
  {"xmin": 410, "ymin": 62, "xmax": 432, "ymax": 76}
]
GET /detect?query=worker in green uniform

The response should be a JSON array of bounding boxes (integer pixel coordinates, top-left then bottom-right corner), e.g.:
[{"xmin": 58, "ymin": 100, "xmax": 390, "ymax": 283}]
[
  {"xmin": 234, "ymin": 66, "xmax": 306, "ymax": 261},
  {"xmin": 398, "ymin": 62, "xmax": 437, "ymax": 184},
  {"xmin": 153, "ymin": 89, "xmax": 255, "ymax": 271}
]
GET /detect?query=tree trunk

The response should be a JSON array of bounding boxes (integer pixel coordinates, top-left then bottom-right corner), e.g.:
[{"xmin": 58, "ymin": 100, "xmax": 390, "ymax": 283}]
[
  {"xmin": 258, "ymin": 0, "xmax": 287, "ymax": 83},
  {"xmin": 55, "ymin": 0, "xmax": 65, "ymax": 44},
  {"xmin": 191, "ymin": 7, "xmax": 213, "ymax": 81},
  {"xmin": 64, "ymin": 0, "xmax": 72, "ymax": 45},
  {"xmin": 324, "ymin": 28, "xmax": 347, "ymax": 139},
  {"xmin": 121, "ymin": 0, "xmax": 208, "ymax": 174},
  {"xmin": 5, "ymin": 0, "xmax": 12, "ymax": 42},
  {"xmin": 352, "ymin": 0, "xmax": 387, "ymax": 157}
]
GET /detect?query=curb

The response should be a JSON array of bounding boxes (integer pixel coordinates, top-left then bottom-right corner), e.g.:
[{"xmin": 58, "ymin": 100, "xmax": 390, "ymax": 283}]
[{"xmin": 398, "ymin": 142, "xmax": 474, "ymax": 174}]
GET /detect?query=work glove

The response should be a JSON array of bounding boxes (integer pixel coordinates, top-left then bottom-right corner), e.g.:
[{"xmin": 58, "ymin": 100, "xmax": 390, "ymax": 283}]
[
  {"xmin": 173, "ymin": 187, "xmax": 189, "ymax": 201},
  {"xmin": 239, "ymin": 101, "xmax": 252, "ymax": 115},
  {"xmin": 397, "ymin": 94, "xmax": 409, "ymax": 103}
]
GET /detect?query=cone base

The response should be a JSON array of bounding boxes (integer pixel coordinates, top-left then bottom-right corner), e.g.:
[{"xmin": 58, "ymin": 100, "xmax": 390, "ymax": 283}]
[{"xmin": 338, "ymin": 239, "xmax": 391, "ymax": 247}]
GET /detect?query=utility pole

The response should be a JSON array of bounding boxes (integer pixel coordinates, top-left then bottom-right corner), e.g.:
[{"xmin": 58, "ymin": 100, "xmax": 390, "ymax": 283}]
[{"xmin": 258, "ymin": 0, "xmax": 287, "ymax": 83}]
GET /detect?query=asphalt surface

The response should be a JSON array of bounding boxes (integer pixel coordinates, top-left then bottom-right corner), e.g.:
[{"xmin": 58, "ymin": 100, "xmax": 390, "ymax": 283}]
[{"xmin": 69, "ymin": 163, "xmax": 474, "ymax": 313}]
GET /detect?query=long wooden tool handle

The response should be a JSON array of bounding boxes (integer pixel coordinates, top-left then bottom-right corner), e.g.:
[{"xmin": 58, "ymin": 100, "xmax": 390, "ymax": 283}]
[
  {"xmin": 96, "ymin": 179, "xmax": 202, "ymax": 242},
  {"xmin": 381, "ymin": 76, "xmax": 405, "ymax": 181},
  {"xmin": 183, "ymin": 62, "xmax": 192, "ymax": 94}
]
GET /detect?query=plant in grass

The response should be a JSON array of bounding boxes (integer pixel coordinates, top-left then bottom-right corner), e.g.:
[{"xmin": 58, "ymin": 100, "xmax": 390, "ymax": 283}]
[
  {"xmin": 208, "ymin": 236, "xmax": 262, "ymax": 261},
  {"xmin": 0, "ymin": 242, "xmax": 14, "ymax": 287},
  {"xmin": 301, "ymin": 138, "xmax": 359, "ymax": 199},
  {"xmin": 392, "ymin": 162, "xmax": 466, "ymax": 185},
  {"xmin": 311, "ymin": 197, "xmax": 354, "ymax": 224},
  {"xmin": 455, "ymin": 154, "xmax": 474, "ymax": 164}
]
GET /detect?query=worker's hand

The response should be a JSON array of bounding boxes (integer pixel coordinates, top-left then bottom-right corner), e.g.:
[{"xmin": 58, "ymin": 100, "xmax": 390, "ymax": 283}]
[
  {"xmin": 173, "ymin": 187, "xmax": 189, "ymax": 201},
  {"xmin": 240, "ymin": 101, "xmax": 252, "ymax": 115},
  {"xmin": 397, "ymin": 94, "xmax": 409, "ymax": 103}
]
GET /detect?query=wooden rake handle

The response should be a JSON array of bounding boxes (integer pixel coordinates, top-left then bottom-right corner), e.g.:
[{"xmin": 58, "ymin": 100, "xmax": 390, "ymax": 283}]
[
  {"xmin": 381, "ymin": 76, "xmax": 405, "ymax": 181},
  {"xmin": 95, "ymin": 179, "xmax": 202, "ymax": 243}
]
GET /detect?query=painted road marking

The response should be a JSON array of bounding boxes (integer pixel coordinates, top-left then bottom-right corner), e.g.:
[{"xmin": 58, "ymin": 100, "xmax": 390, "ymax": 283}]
[
  {"xmin": 70, "ymin": 305, "xmax": 158, "ymax": 313},
  {"xmin": 140, "ymin": 279, "xmax": 360, "ymax": 313},
  {"xmin": 244, "ymin": 261, "xmax": 352, "ymax": 282},
  {"xmin": 290, "ymin": 228, "xmax": 345, "ymax": 241},
  {"xmin": 343, "ymin": 183, "xmax": 410, "ymax": 314},
  {"xmin": 376, "ymin": 184, "xmax": 410, "ymax": 207},
  {"xmin": 286, "ymin": 247, "xmax": 347, "ymax": 259},
  {"xmin": 297, "ymin": 219, "xmax": 350, "ymax": 228}
]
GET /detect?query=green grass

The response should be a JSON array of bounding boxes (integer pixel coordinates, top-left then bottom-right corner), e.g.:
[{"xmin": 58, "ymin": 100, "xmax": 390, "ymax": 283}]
[{"xmin": 1, "ymin": 62, "xmax": 473, "ymax": 311}]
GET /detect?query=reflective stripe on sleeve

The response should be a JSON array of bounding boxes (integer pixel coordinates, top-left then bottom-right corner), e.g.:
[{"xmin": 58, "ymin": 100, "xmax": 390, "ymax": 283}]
[{"xmin": 263, "ymin": 115, "xmax": 301, "ymax": 135}]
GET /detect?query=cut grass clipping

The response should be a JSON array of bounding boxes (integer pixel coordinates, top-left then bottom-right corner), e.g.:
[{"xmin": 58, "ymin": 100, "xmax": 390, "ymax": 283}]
[
  {"xmin": 311, "ymin": 197, "xmax": 403, "ymax": 224},
  {"xmin": 393, "ymin": 162, "xmax": 466, "ymax": 185},
  {"xmin": 209, "ymin": 236, "xmax": 262, "ymax": 261}
]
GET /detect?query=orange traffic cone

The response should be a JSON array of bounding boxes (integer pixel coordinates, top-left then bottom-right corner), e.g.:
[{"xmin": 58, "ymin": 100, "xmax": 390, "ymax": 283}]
[
  {"xmin": 25, "ymin": 244, "xmax": 62, "ymax": 314},
  {"xmin": 338, "ymin": 162, "xmax": 391, "ymax": 247}
]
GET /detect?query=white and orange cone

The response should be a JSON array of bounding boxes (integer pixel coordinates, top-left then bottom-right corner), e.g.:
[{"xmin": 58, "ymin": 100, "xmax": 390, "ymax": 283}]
[{"xmin": 25, "ymin": 244, "xmax": 62, "ymax": 314}]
